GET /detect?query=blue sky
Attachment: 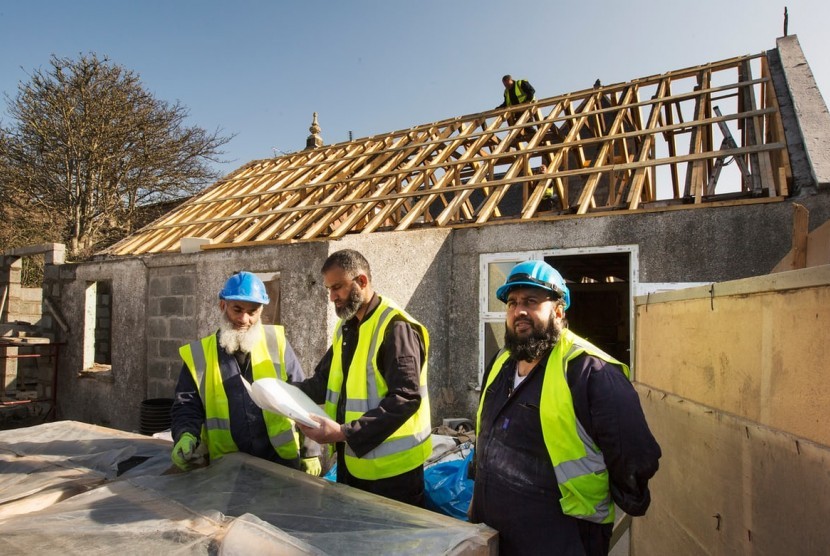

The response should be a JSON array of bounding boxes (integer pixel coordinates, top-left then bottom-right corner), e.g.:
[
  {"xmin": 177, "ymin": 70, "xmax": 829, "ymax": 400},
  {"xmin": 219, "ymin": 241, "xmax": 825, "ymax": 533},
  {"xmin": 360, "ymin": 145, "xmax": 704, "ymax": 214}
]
[{"xmin": 2, "ymin": 1, "xmax": 828, "ymax": 177}]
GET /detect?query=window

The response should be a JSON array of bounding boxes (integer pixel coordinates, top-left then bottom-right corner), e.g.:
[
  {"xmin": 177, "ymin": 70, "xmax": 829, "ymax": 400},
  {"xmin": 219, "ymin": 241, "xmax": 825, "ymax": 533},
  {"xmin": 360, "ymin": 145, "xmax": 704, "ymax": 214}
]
[{"xmin": 83, "ymin": 281, "xmax": 112, "ymax": 371}]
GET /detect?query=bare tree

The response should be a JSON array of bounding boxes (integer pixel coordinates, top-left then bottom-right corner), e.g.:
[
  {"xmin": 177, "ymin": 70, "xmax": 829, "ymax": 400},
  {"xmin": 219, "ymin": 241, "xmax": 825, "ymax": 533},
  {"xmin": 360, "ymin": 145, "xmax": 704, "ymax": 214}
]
[{"xmin": 0, "ymin": 53, "xmax": 232, "ymax": 257}]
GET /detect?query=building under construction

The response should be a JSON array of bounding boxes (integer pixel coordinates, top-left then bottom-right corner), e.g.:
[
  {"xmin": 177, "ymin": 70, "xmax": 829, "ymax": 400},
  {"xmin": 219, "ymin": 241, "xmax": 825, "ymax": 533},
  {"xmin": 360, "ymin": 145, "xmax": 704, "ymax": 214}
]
[{"xmin": 1, "ymin": 35, "xmax": 829, "ymax": 554}]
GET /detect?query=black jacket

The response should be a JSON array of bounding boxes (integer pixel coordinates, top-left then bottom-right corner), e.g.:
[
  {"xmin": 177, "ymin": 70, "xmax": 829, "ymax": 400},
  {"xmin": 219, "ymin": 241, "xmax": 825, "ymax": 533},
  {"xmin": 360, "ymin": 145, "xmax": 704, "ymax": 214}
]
[
  {"xmin": 498, "ymin": 79, "xmax": 536, "ymax": 109},
  {"xmin": 293, "ymin": 294, "xmax": 427, "ymax": 506},
  {"xmin": 472, "ymin": 348, "xmax": 661, "ymax": 555}
]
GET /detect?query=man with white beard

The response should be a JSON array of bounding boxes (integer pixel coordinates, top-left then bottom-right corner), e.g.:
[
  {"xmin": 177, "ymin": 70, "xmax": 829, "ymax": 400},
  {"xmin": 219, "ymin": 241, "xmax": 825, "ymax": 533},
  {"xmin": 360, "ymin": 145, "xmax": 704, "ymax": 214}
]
[{"xmin": 170, "ymin": 271, "xmax": 321, "ymax": 474}]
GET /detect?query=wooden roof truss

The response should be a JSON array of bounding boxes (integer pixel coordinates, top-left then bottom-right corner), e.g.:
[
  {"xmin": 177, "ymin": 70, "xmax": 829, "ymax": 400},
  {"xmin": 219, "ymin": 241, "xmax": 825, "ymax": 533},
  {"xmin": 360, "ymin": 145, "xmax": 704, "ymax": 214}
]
[{"xmin": 107, "ymin": 52, "xmax": 790, "ymax": 255}]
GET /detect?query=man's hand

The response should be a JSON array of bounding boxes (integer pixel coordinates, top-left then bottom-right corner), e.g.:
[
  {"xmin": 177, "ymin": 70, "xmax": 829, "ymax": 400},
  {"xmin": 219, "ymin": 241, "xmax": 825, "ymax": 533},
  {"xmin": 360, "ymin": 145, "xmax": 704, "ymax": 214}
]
[
  {"xmin": 297, "ymin": 415, "xmax": 346, "ymax": 444},
  {"xmin": 171, "ymin": 432, "xmax": 201, "ymax": 471},
  {"xmin": 300, "ymin": 456, "xmax": 323, "ymax": 476}
]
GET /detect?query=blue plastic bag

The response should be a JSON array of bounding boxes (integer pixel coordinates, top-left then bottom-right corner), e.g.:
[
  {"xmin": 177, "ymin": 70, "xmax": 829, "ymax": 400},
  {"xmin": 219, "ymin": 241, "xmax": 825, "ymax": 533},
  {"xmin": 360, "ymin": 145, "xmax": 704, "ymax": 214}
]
[
  {"xmin": 323, "ymin": 462, "xmax": 337, "ymax": 482},
  {"xmin": 424, "ymin": 449, "xmax": 474, "ymax": 520}
]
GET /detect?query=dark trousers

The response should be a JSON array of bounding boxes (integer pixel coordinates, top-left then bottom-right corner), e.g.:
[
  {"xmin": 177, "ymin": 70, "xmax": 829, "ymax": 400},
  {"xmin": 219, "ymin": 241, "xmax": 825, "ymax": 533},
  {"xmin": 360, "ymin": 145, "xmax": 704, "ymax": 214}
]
[{"xmin": 337, "ymin": 447, "xmax": 425, "ymax": 507}]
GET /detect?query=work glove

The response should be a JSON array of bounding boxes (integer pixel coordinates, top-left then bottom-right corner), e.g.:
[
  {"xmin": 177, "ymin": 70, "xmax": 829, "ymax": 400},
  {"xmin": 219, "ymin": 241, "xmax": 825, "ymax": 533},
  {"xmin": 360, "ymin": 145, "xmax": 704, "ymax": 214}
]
[
  {"xmin": 171, "ymin": 432, "xmax": 201, "ymax": 471},
  {"xmin": 300, "ymin": 456, "xmax": 322, "ymax": 477}
]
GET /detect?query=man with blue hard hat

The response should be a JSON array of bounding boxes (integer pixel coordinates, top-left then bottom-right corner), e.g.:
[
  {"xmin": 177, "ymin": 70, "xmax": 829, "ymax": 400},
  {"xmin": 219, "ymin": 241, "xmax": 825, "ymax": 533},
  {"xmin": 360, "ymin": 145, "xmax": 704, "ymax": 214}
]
[
  {"xmin": 470, "ymin": 260, "xmax": 661, "ymax": 555},
  {"xmin": 170, "ymin": 271, "xmax": 321, "ymax": 474}
]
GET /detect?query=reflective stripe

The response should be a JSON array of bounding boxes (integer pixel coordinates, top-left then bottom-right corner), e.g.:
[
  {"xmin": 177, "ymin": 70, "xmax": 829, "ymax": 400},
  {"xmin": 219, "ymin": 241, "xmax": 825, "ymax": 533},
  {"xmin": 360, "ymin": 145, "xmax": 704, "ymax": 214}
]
[
  {"xmin": 345, "ymin": 426, "xmax": 431, "ymax": 459},
  {"xmin": 262, "ymin": 325, "xmax": 283, "ymax": 380},
  {"xmin": 554, "ymin": 453, "xmax": 607, "ymax": 480},
  {"xmin": 345, "ymin": 385, "xmax": 429, "ymax": 413},
  {"xmin": 344, "ymin": 398, "xmax": 369, "ymax": 413},
  {"xmin": 326, "ymin": 389, "xmax": 339, "ymax": 407},
  {"xmin": 206, "ymin": 417, "xmax": 230, "ymax": 431},
  {"xmin": 270, "ymin": 428, "xmax": 295, "ymax": 448},
  {"xmin": 365, "ymin": 306, "xmax": 396, "ymax": 409},
  {"xmin": 592, "ymin": 496, "xmax": 611, "ymax": 522},
  {"xmin": 191, "ymin": 341, "xmax": 208, "ymax": 394},
  {"xmin": 564, "ymin": 344, "xmax": 581, "ymax": 361}
]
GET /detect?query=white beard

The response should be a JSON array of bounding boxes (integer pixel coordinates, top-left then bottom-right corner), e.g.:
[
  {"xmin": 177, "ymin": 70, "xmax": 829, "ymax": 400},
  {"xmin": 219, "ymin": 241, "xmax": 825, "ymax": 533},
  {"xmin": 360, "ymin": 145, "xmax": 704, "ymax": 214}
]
[{"xmin": 218, "ymin": 319, "xmax": 261, "ymax": 355}]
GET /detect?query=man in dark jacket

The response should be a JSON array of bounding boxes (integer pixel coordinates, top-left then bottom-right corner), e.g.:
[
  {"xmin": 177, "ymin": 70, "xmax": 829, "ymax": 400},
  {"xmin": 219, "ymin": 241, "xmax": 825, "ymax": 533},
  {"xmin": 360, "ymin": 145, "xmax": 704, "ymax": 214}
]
[
  {"xmin": 471, "ymin": 260, "xmax": 661, "ymax": 555},
  {"xmin": 170, "ymin": 271, "xmax": 321, "ymax": 474},
  {"xmin": 497, "ymin": 74, "xmax": 536, "ymax": 109},
  {"xmin": 294, "ymin": 249, "xmax": 432, "ymax": 507},
  {"xmin": 497, "ymin": 75, "xmax": 537, "ymax": 140}
]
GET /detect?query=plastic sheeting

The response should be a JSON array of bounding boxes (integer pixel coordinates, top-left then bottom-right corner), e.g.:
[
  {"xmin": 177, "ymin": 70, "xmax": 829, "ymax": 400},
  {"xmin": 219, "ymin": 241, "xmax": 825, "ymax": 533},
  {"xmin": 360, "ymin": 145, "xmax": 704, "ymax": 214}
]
[{"xmin": 0, "ymin": 421, "xmax": 495, "ymax": 555}]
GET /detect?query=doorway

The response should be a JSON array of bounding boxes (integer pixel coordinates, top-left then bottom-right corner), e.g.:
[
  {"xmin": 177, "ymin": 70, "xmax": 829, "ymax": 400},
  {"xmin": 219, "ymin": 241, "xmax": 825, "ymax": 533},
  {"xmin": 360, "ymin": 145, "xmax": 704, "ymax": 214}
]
[{"xmin": 545, "ymin": 252, "xmax": 631, "ymax": 365}]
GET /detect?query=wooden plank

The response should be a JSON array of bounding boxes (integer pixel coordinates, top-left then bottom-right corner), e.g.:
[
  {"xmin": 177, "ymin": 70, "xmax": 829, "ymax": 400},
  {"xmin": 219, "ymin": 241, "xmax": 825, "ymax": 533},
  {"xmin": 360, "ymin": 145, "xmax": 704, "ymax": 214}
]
[
  {"xmin": 118, "ymin": 141, "xmax": 789, "ymax": 243},
  {"xmin": 628, "ymin": 79, "xmax": 669, "ymax": 209},
  {"xmin": 662, "ymin": 89, "xmax": 681, "ymax": 199},
  {"xmin": 204, "ymin": 196, "xmax": 786, "ymax": 251},
  {"xmin": 740, "ymin": 59, "xmax": 776, "ymax": 196},
  {"xmin": 576, "ymin": 87, "xmax": 637, "ymax": 214},
  {"xmin": 361, "ymin": 120, "xmax": 480, "ymax": 234},
  {"xmin": 683, "ymin": 70, "xmax": 711, "ymax": 203},
  {"xmin": 393, "ymin": 114, "xmax": 508, "ymax": 230},
  {"xmin": 634, "ymin": 385, "xmax": 830, "ymax": 556}
]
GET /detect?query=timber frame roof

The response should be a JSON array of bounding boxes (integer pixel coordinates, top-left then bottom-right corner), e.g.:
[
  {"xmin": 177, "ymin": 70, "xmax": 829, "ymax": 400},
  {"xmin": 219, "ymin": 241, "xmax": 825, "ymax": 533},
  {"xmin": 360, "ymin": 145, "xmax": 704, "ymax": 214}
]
[{"xmin": 107, "ymin": 52, "xmax": 791, "ymax": 256}]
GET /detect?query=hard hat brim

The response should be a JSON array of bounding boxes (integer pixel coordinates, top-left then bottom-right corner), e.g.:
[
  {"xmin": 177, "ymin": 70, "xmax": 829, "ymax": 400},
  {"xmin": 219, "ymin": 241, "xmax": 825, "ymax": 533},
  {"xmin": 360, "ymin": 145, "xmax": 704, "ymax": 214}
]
[
  {"xmin": 496, "ymin": 280, "xmax": 557, "ymax": 303},
  {"xmin": 219, "ymin": 294, "xmax": 269, "ymax": 305}
]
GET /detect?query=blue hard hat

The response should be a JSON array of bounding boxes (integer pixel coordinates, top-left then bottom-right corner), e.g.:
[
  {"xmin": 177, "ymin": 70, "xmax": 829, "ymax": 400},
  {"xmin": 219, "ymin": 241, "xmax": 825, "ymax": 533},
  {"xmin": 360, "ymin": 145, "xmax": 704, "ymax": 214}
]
[
  {"xmin": 496, "ymin": 260, "xmax": 570, "ymax": 309},
  {"xmin": 219, "ymin": 271, "xmax": 270, "ymax": 305}
]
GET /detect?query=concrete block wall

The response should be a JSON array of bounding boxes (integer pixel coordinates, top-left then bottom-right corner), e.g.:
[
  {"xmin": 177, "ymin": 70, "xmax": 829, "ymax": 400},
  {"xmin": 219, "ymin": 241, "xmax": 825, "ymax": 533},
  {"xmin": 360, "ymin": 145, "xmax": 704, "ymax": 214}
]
[{"xmin": 146, "ymin": 265, "xmax": 197, "ymax": 399}]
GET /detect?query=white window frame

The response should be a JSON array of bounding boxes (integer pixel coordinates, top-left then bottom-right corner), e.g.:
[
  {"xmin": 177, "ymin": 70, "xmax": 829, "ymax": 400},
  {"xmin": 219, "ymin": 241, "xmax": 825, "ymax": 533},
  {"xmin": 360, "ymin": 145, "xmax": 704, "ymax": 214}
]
[{"xmin": 479, "ymin": 245, "xmax": 640, "ymax": 384}]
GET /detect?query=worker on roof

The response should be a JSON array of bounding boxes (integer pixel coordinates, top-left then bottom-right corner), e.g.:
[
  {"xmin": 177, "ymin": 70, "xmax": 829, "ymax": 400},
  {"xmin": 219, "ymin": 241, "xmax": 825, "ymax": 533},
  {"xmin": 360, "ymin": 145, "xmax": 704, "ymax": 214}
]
[
  {"xmin": 170, "ymin": 271, "xmax": 321, "ymax": 475},
  {"xmin": 497, "ymin": 74, "xmax": 536, "ymax": 109},
  {"xmin": 470, "ymin": 260, "xmax": 661, "ymax": 555},
  {"xmin": 497, "ymin": 75, "xmax": 537, "ymax": 141},
  {"xmin": 294, "ymin": 249, "xmax": 432, "ymax": 507}
]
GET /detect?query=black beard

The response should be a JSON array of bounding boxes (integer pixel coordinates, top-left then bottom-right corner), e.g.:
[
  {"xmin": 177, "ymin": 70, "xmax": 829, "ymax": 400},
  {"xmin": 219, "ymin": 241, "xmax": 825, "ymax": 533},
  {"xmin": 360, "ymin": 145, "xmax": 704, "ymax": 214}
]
[
  {"xmin": 504, "ymin": 314, "xmax": 562, "ymax": 362},
  {"xmin": 335, "ymin": 282, "xmax": 364, "ymax": 320}
]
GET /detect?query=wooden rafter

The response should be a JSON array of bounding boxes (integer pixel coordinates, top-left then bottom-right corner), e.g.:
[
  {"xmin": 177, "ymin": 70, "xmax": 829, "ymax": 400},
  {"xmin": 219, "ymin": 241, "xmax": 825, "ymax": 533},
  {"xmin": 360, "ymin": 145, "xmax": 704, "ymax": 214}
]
[{"xmin": 103, "ymin": 52, "xmax": 792, "ymax": 256}]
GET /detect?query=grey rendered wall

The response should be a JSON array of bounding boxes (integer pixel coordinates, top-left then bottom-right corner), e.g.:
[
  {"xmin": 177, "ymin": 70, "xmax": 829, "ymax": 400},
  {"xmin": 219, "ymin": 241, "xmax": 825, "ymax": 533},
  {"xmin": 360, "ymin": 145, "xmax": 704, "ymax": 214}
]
[
  {"xmin": 56, "ymin": 258, "xmax": 148, "ymax": 431},
  {"xmin": 448, "ymin": 192, "xmax": 830, "ymax": 420}
]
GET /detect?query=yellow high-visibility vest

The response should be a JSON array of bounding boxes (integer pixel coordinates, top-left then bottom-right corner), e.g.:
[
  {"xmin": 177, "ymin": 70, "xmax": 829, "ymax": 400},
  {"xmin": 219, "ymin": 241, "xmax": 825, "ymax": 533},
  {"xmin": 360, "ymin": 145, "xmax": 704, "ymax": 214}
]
[
  {"xmin": 477, "ymin": 328, "xmax": 629, "ymax": 524},
  {"xmin": 179, "ymin": 324, "xmax": 299, "ymax": 462},
  {"xmin": 325, "ymin": 297, "xmax": 432, "ymax": 480},
  {"xmin": 504, "ymin": 79, "xmax": 534, "ymax": 106}
]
